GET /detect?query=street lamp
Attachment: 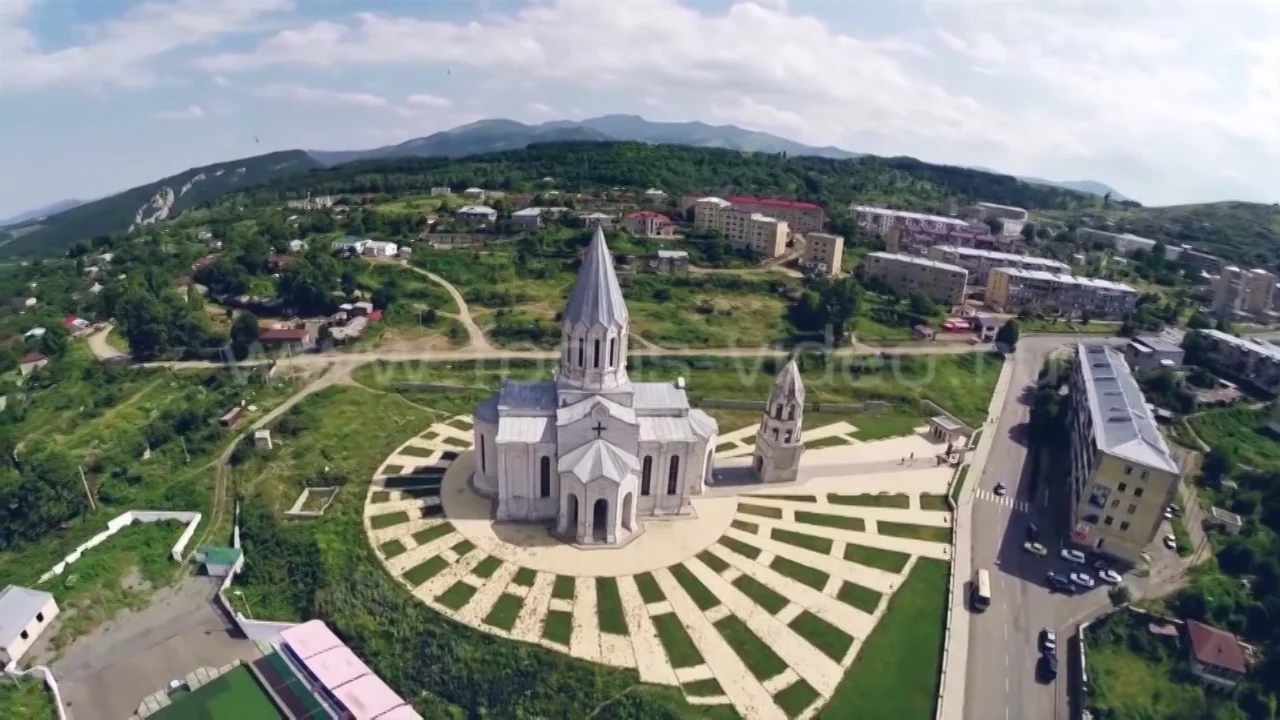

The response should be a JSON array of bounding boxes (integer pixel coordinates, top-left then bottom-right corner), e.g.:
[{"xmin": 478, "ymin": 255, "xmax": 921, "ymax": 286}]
[{"xmin": 231, "ymin": 589, "xmax": 254, "ymax": 620}]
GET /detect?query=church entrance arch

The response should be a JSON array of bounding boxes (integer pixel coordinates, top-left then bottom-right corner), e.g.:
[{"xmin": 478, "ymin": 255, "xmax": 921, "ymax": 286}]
[
  {"xmin": 567, "ymin": 493, "xmax": 580, "ymax": 534},
  {"xmin": 592, "ymin": 498, "xmax": 609, "ymax": 542},
  {"xmin": 621, "ymin": 493, "xmax": 633, "ymax": 531},
  {"xmin": 755, "ymin": 456, "xmax": 763, "ymax": 473}
]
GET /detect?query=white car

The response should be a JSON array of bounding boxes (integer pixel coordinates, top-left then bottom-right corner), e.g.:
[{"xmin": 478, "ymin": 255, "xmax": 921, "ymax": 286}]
[
  {"xmin": 1163, "ymin": 534, "xmax": 1178, "ymax": 550},
  {"xmin": 1099, "ymin": 569, "xmax": 1123, "ymax": 585},
  {"xmin": 1163, "ymin": 508, "xmax": 1174, "ymax": 520},
  {"xmin": 994, "ymin": 482, "xmax": 1007, "ymax": 496},
  {"xmin": 1023, "ymin": 541, "xmax": 1048, "ymax": 557},
  {"xmin": 1060, "ymin": 548, "xmax": 1087, "ymax": 564},
  {"xmin": 1070, "ymin": 572, "xmax": 1096, "ymax": 588}
]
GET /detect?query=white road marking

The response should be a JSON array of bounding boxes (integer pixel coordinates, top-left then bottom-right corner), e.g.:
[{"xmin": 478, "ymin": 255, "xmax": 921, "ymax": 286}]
[{"xmin": 974, "ymin": 489, "xmax": 1032, "ymax": 512}]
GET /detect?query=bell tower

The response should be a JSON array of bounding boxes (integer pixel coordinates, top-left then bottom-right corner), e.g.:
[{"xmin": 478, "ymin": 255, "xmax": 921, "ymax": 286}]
[{"xmin": 753, "ymin": 358, "xmax": 805, "ymax": 483}]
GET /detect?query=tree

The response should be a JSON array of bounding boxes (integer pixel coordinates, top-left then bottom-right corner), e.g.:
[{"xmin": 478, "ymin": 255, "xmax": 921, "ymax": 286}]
[
  {"xmin": 985, "ymin": 217, "xmax": 1004, "ymax": 235},
  {"xmin": 1020, "ymin": 222, "xmax": 1037, "ymax": 242},
  {"xmin": 340, "ymin": 268, "xmax": 357, "ymax": 299},
  {"xmin": 995, "ymin": 319, "xmax": 1019, "ymax": 351},
  {"xmin": 230, "ymin": 311, "xmax": 260, "ymax": 360},
  {"xmin": 1202, "ymin": 447, "xmax": 1236, "ymax": 485},
  {"xmin": 907, "ymin": 291, "xmax": 937, "ymax": 318}
]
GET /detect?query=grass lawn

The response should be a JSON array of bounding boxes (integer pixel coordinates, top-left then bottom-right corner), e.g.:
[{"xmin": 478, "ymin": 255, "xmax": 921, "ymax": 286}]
[
  {"xmin": 370, "ymin": 490, "xmax": 391, "ymax": 503},
  {"xmin": 1086, "ymin": 612, "xmax": 1223, "ymax": 718},
  {"xmin": 719, "ymin": 536, "xmax": 763, "ymax": 559},
  {"xmin": 682, "ymin": 678, "xmax": 724, "ymax": 697},
  {"xmin": 542, "ymin": 610, "xmax": 573, "ymax": 646},
  {"xmin": 949, "ymin": 465, "xmax": 970, "ymax": 504},
  {"xmin": 436, "ymin": 580, "xmax": 479, "ymax": 610},
  {"xmin": 450, "ymin": 539, "xmax": 475, "ymax": 556},
  {"xmin": 379, "ymin": 539, "xmax": 407, "ymax": 559},
  {"xmin": 730, "ymin": 519, "xmax": 759, "ymax": 534},
  {"xmin": 819, "ymin": 558, "xmax": 948, "ymax": 719},
  {"xmin": 789, "ymin": 610, "xmax": 853, "ymax": 661},
  {"xmin": 877, "ymin": 521, "xmax": 952, "ymax": 544},
  {"xmin": 512, "ymin": 567, "xmax": 538, "ymax": 587},
  {"xmin": 551, "ymin": 575, "xmax": 575, "ymax": 599},
  {"xmin": 715, "ymin": 441, "xmax": 740, "ymax": 453},
  {"xmin": 770, "ymin": 556, "xmax": 830, "ymax": 591},
  {"xmin": 483, "ymin": 593, "xmax": 525, "ymax": 630},
  {"xmin": 837, "ymin": 581, "xmax": 883, "ymax": 613},
  {"xmin": 1188, "ymin": 406, "xmax": 1280, "ymax": 470},
  {"xmin": 596, "ymin": 577, "xmax": 629, "ymax": 635},
  {"xmin": 369, "ymin": 511, "xmax": 410, "ymax": 529},
  {"xmin": 652, "ymin": 613, "xmax": 705, "ymax": 668},
  {"xmin": 771, "ymin": 527, "xmax": 834, "ymax": 555},
  {"xmin": 775, "ymin": 679, "xmax": 821, "ymax": 719},
  {"xmin": 828, "ymin": 493, "xmax": 910, "ymax": 509},
  {"xmin": 670, "ymin": 564, "xmax": 720, "ymax": 610},
  {"xmin": 737, "ymin": 503, "xmax": 784, "ymax": 519},
  {"xmin": 698, "ymin": 550, "xmax": 731, "ymax": 573},
  {"xmin": 471, "ymin": 555, "xmax": 502, "ymax": 578},
  {"xmin": 634, "ymin": 572, "xmax": 666, "ymax": 603},
  {"xmin": 411, "ymin": 522, "xmax": 455, "ymax": 546},
  {"xmin": 749, "ymin": 493, "xmax": 817, "ymax": 503},
  {"xmin": 807, "ymin": 435, "xmax": 853, "ymax": 449},
  {"xmin": 795, "ymin": 511, "xmax": 866, "ymax": 532},
  {"xmin": 150, "ymin": 666, "xmax": 280, "ymax": 720},
  {"xmin": 919, "ymin": 494, "xmax": 950, "ymax": 512},
  {"xmin": 395, "ymin": 445, "xmax": 436, "ymax": 458},
  {"xmin": 0, "ymin": 677, "xmax": 55, "ymax": 720},
  {"xmin": 403, "ymin": 556, "xmax": 449, "ymax": 586},
  {"xmin": 843, "ymin": 543, "xmax": 911, "ymax": 573},
  {"xmin": 382, "ymin": 464, "xmax": 405, "ymax": 476},
  {"xmin": 714, "ymin": 615, "xmax": 788, "ymax": 680},
  {"xmin": 731, "ymin": 574, "xmax": 789, "ymax": 614}
]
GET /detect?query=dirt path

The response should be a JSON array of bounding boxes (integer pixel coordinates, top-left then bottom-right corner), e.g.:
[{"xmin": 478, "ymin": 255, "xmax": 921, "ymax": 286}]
[
  {"xmin": 87, "ymin": 325, "xmax": 128, "ymax": 361},
  {"xmin": 402, "ymin": 264, "xmax": 494, "ymax": 351}
]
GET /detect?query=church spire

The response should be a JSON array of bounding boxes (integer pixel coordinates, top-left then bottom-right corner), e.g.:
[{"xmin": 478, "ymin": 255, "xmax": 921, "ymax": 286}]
[
  {"xmin": 563, "ymin": 226, "xmax": 628, "ymax": 328},
  {"xmin": 558, "ymin": 226, "xmax": 631, "ymax": 392}
]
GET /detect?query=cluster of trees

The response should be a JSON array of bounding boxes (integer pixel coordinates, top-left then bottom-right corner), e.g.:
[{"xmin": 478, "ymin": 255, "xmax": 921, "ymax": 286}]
[
  {"xmin": 103, "ymin": 269, "xmax": 224, "ymax": 361},
  {"xmin": 1136, "ymin": 367, "xmax": 1198, "ymax": 414},
  {"xmin": 788, "ymin": 276, "xmax": 860, "ymax": 344}
]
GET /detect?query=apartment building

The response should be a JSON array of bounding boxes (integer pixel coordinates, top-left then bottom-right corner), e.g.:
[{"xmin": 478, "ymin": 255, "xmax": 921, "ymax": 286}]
[
  {"xmin": 1243, "ymin": 268, "xmax": 1275, "ymax": 314},
  {"xmin": 726, "ymin": 196, "xmax": 825, "ymax": 234},
  {"xmin": 986, "ymin": 268, "xmax": 1137, "ymax": 319},
  {"xmin": 886, "ymin": 223, "xmax": 1022, "ymax": 256},
  {"xmin": 972, "ymin": 202, "xmax": 1028, "ymax": 223},
  {"xmin": 851, "ymin": 205, "xmax": 971, "ymax": 239},
  {"xmin": 1181, "ymin": 249, "xmax": 1223, "ymax": 273},
  {"xmin": 1212, "ymin": 266, "xmax": 1245, "ymax": 316},
  {"xmin": 861, "ymin": 252, "xmax": 968, "ymax": 305},
  {"xmin": 692, "ymin": 197, "xmax": 789, "ymax": 257},
  {"xmin": 802, "ymin": 232, "xmax": 845, "ymax": 276},
  {"xmin": 1192, "ymin": 329, "xmax": 1280, "ymax": 394},
  {"xmin": 926, "ymin": 245, "xmax": 1070, "ymax": 285},
  {"xmin": 1067, "ymin": 343, "xmax": 1182, "ymax": 563},
  {"xmin": 1076, "ymin": 228, "xmax": 1175, "ymax": 258}
]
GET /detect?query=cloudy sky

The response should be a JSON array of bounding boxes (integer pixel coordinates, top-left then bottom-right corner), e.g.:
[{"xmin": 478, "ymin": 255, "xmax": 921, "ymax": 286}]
[{"xmin": 1, "ymin": 0, "xmax": 1277, "ymax": 218}]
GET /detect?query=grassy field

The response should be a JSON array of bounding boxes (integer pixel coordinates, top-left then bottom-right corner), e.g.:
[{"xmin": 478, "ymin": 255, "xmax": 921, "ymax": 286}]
[
  {"xmin": 150, "ymin": 666, "xmax": 281, "ymax": 720},
  {"xmin": 820, "ymin": 557, "xmax": 948, "ymax": 719},
  {"xmin": 1188, "ymin": 406, "xmax": 1280, "ymax": 470},
  {"xmin": 0, "ymin": 677, "xmax": 56, "ymax": 720}
]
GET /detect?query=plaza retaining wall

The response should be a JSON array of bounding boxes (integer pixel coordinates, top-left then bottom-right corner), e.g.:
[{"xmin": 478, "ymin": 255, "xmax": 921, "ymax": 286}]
[{"xmin": 37, "ymin": 510, "xmax": 202, "ymax": 584}]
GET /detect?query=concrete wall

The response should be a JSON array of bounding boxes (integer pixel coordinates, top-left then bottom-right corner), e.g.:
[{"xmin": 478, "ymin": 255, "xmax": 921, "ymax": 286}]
[
  {"xmin": 38, "ymin": 510, "xmax": 202, "ymax": 584},
  {"xmin": 214, "ymin": 502, "xmax": 299, "ymax": 642}
]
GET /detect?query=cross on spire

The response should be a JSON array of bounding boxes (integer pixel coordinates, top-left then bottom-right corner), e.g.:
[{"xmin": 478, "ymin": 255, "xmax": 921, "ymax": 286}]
[{"xmin": 592, "ymin": 421, "xmax": 607, "ymax": 437}]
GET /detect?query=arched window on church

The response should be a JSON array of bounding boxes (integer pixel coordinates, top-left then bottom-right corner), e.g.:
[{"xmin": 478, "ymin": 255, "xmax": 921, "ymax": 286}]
[
  {"xmin": 593, "ymin": 339, "xmax": 601, "ymax": 368},
  {"xmin": 667, "ymin": 455, "xmax": 680, "ymax": 494},
  {"xmin": 784, "ymin": 429, "xmax": 793, "ymax": 443},
  {"xmin": 774, "ymin": 403, "xmax": 783, "ymax": 419},
  {"xmin": 577, "ymin": 337, "xmax": 585, "ymax": 367},
  {"xmin": 540, "ymin": 456, "xmax": 551, "ymax": 497},
  {"xmin": 609, "ymin": 338, "xmax": 617, "ymax": 367},
  {"xmin": 641, "ymin": 456, "xmax": 652, "ymax": 495},
  {"xmin": 787, "ymin": 404, "xmax": 796, "ymax": 420},
  {"xmin": 772, "ymin": 427, "xmax": 779, "ymax": 441}
]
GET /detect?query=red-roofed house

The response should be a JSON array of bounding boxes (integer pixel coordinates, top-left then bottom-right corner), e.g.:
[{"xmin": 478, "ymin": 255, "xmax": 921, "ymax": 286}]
[
  {"xmin": 726, "ymin": 195, "xmax": 826, "ymax": 233},
  {"xmin": 19, "ymin": 352, "xmax": 49, "ymax": 376},
  {"xmin": 1186, "ymin": 619, "xmax": 1248, "ymax": 688},
  {"xmin": 623, "ymin": 211, "xmax": 676, "ymax": 238},
  {"xmin": 62, "ymin": 315, "xmax": 92, "ymax": 338},
  {"xmin": 258, "ymin": 327, "xmax": 315, "ymax": 353}
]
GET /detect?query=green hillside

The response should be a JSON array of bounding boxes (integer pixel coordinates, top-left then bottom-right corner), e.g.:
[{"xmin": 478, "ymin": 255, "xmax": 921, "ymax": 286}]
[{"xmin": 0, "ymin": 150, "xmax": 321, "ymax": 259}]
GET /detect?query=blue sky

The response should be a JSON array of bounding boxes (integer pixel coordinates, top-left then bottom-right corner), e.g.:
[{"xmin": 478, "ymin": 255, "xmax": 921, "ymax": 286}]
[{"xmin": 1, "ymin": 0, "xmax": 1277, "ymax": 218}]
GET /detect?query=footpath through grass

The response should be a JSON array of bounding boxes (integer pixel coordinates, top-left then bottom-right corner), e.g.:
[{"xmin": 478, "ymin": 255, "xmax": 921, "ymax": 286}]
[{"xmin": 819, "ymin": 557, "xmax": 948, "ymax": 719}]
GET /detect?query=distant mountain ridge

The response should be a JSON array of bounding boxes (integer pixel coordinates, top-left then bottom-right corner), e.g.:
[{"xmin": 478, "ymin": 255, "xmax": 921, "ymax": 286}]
[{"xmin": 0, "ymin": 198, "xmax": 85, "ymax": 228}]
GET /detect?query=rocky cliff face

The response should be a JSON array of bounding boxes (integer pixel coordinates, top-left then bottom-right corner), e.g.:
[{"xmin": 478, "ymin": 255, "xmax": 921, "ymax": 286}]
[{"xmin": 129, "ymin": 186, "xmax": 175, "ymax": 231}]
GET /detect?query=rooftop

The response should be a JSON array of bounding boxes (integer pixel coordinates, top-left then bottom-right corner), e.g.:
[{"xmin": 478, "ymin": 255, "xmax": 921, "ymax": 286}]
[
  {"xmin": 851, "ymin": 205, "xmax": 970, "ymax": 226},
  {"xmin": 994, "ymin": 267, "xmax": 1136, "ymax": 292},
  {"xmin": 1186, "ymin": 619, "xmax": 1248, "ymax": 674},
  {"xmin": 1132, "ymin": 335, "xmax": 1184, "ymax": 354},
  {"xmin": 457, "ymin": 204, "xmax": 496, "ymax": 214},
  {"xmin": 0, "ymin": 585, "xmax": 54, "ymax": 644},
  {"xmin": 935, "ymin": 245, "xmax": 1070, "ymax": 269},
  {"xmin": 726, "ymin": 195, "xmax": 823, "ymax": 211},
  {"xmin": 866, "ymin": 251, "xmax": 967, "ymax": 274},
  {"xmin": 1076, "ymin": 343, "xmax": 1180, "ymax": 473},
  {"xmin": 1198, "ymin": 328, "xmax": 1280, "ymax": 363}
]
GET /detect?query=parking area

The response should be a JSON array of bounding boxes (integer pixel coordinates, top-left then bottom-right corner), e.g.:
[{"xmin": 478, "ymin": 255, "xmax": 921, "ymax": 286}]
[{"xmin": 36, "ymin": 576, "xmax": 263, "ymax": 720}]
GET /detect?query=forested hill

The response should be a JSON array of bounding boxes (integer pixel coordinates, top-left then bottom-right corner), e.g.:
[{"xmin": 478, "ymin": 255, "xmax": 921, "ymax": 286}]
[{"xmin": 249, "ymin": 142, "xmax": 1096, "ymax": 214}]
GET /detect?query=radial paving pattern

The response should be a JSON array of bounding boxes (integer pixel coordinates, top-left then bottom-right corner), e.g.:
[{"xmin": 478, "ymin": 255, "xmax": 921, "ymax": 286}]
[{"xmin": 365, "ymin": 417, "xmax": 955, "ymax": 720}]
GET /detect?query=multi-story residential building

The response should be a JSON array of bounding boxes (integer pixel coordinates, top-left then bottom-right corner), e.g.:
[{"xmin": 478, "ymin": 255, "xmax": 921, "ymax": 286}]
[
  {"xmin": 1077, "ymin": 228, "xmax": 1170, "ymax": 257},
  {"xmin": 726, "ymin": 196, "xmax": 825, "ymax": 234},
  {"xmin": 511, "ymin": 206, "xmax": 569, "ymax": 230},
  {"xmin": 926, "ymin": 245, "xmax": 1070, "ymax": 285},
  {"xmin": 851, "ymin": 205, "xmax": 971, "ymax": 239},
  {"xmin": 861, "ymin": 252, "xmax": 968, "ymax": 305},
  {"xmin": 623, "ymin": 211, "xmax": 676, "ymax": 238},
  {"xmin": 1212, "ymin": 266, "xmax": 1246, "ymax": 316},
  {"xmin": 986, "ymin": 268, "xmax": 1137, "ymax": 319},
  {"xmin": 1181, "ymin": 248, "xmax": 1223, "ymax": 273},
  {"xmin": 1242, "ymin": 268, "xmax": 1275, "ymax": 314},
  {"xmin": 692, "ymin": 198, "xmax": 788, "ymax": 257},
  {"xmin": 456, "ymin": 205, "xmax": 498, "ymax": 225},
  {"xmin": 801, "ymin": 232, "xmax": 845, "ymax": 276},
  {"xmin": 971, "ymin": 202, "xmax": 1028, "ymax": 223},
  {"xmin": 1067, "ymin": 343, "xmax": 1182, "ymax": 563},
  {"xmin": 886, "ymin": 224, "xmax": 1021, "ymax": 256},
  {"xmin": 1192, "ymin": 329, "xmax": 1280, "ymax": 394}
]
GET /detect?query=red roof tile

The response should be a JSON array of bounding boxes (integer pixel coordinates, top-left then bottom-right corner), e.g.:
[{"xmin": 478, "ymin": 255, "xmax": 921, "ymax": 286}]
[
  {"xmin": 726, "ymin": 195, "xmax": 823, "ymax": 211},
  {"xmin": 21, "ymin": 352, "xmax": 47, "ymax": 364},
  {"xmin": 259, "ymin": 327, "xmax": 310, "ymax": 342},
  {"xmin": 1187, "ymin": 620, "xmax": 1247, "ymax": 674}
]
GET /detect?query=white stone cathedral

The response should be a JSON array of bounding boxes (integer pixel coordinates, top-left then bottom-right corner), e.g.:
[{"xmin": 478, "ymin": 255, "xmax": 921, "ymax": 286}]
[{"xmin": 472, "ymin": 227, "xmax": 720, "ymax": 546}]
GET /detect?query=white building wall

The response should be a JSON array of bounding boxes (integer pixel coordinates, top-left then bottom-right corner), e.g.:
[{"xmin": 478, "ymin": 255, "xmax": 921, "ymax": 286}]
[{"xmin": 0, "ymin": 596, "xmax": 59, "ymax": 666}]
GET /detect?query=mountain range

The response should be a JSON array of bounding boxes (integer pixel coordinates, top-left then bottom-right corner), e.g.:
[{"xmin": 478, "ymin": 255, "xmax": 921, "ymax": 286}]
[{"xmin": 0, "ymin": 114, "xmax": 1132, "ymax": 258}]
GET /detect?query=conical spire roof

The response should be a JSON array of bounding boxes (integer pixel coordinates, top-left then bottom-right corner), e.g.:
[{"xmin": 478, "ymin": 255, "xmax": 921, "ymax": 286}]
[
  {"xmin": 563, "ymin": 226, "xmax": 628, "ymax": 327},
  {"xmin": 769, "ymin": 358, "xmax": 805, "ymax": 405}
]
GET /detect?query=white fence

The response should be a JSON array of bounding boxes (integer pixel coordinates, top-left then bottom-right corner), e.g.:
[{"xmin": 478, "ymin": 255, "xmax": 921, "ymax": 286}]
[{"xmin": 38, "ymin": 510, "xmax": 202, "ymax": 584}]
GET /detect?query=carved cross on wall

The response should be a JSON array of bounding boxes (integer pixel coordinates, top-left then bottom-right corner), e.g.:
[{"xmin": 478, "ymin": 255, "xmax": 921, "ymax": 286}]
[{"xmin": 592, "ymin": 421, "xmax": 607, "ymax": 437}]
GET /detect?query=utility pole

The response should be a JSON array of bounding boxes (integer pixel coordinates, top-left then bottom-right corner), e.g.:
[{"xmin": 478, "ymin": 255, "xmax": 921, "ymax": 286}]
[
  {"xmin": 78, "ymin": 465, "xmax": 96, "ymax": 511},
  {"xmin": 180, "ymin": 436, "xmax": 190, "ymax": 464}
]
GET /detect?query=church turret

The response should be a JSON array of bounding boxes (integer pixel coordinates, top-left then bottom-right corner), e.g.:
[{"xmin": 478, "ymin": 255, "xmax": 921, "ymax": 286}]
[
  {"xmin": 753, "ymin": 358, "xmax": 805, "ymax": 483},
  {"xmin": 558, "ymin": 226, "xmax": 631, "ymax": 392}
]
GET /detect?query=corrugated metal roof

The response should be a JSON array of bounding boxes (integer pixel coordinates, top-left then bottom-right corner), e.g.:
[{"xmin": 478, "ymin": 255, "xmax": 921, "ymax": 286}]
[
  {"xmin": 558, "ymin": 439, "xmax": 639, "ymax": 483},
  {"xmin": 498, "ymin": 381, "xmax": 558, "ymax": 412},
  {"xmin": 1076, "ymin": 343, "xmax": 1179, "ymax": 473},
  {"xmin": 496, "ymin": 415, "xmax": 554, "ymax": 443},
  {"xmin": 638, "ymin": 416, "xmax": 702, "ymax": 442},
  {"xmin": 562, "ymin": 227, "xmax": 628, "ymax": 328},
  {"xmin": 0, "ymin": 585, "xmax": 53, "ymax": 644},
  {"xmin": 557, "ymin": 395, "xmax": 636, "ymax": 427},
  {"xmin": 866, "ymin": 251, "xmax": 967, "ymax": 274},
  {"xmin": 997, "ymin": 267, "xmax": 1136, "ymax": 292},
  {"xmin": 935, "ymin": 245, "xmax": 1070, "ymax": 270},
  {"xmin": 633, "ymin": 382, "xmax": 689, "ymax": 413}
]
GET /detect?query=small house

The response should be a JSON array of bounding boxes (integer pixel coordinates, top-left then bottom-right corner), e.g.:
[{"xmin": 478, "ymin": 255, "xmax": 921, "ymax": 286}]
[
  {"xmin": 19, "ymin": 352, "xmax": 48, "ymax": 376},
  {"xmin": 62, "ymin": 315, "xmax": 92, "ymax": 338},
  {"xmin": 430, "ymin": 187, "xmax": 453, "ymax": 197},
  {"xmin": 362, "ymin": 240, "xmax": 399, "ymax": 258},
  {"xmin": 397, "ymin": 246, "xmax": 413, "ymax": 259},
  {"xmin": 1206, "ymin": 506, "xmax": 1244, "ymax": 535},
  {"xmin": 914, "ymin": 325, "xmax": 936, "ymax": 341},
  {"xmin": 22, "ymin": 327, "xmax": 46, "ymax": 340},
  {"xmin": 624, "ymin": 211, "xmax": 675, "ymax": 238},
  {"xmin": 288, "ymin": 239, "xmax": 307, "ymax": 253},
  {"xmin": 580, "ymin": 212, "xmax": 613, "ymax": 229},
  {"xmin": 456, "ymin": 205, "xmax": 498, "ymax": 225},
  {"xmin": 258, "ymin": 327, "xmax": 315, "ymax": 352},
  {"xmin": 253, "ymin": 429, "xmax": 273, "ymax": 450},
  {"xmin": 641, "ymin": 250, "xmax": 690, "ymax": 274},
  {"xmin": 461, "ymin": 187, "xmax": 486, "ymax": 199},
  {"xmin": 1186, "ymin": 620, "xmax": 1248, "ymax": 689},
  {"xmin": 219, "ymin": 406, "xmax": 246, "ymax": 428},
  {"xmin": 644, "ymin": 188, "xmax": 667, "ymax": 202},
  {"xmin": 196, "ymin": 547, "xmax": 242, "ymax": 577},
  {"xmin": 351, "ymin": 302, "xmax": 374, "ymax": 316},
  {"xmin": 0, "ymin": 585, "xmax": 59, "ymax": 666},
  {"xmin": 511, "ymin": 207, "xmax": 546, "ymax": 229}
]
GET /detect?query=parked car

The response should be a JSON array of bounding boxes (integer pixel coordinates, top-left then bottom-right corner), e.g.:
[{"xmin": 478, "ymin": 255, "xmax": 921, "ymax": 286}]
[
  {"xmin": 1060, "ymin": 548, "xmax": 1087, "ymax": 564},
  {"xmin": 1099, "ymin": 569, "xmax": 1123, "ymax": 585},
  {"xmin": 1163, "ymin": 534, "xmax": 1178, "ymax": 550},
  {"xmin": 1046, "ymin": 572, "xmax": 1076, "ymax": 594},
  {"xmin": 1169, "ymin": 504, "xmax": 1182, "ymax": 517},
  {"xmin": 1070, "ymin": 572, "xmax": 1096, "ymax": 589},
  {"xmin": 1024, "ymin": 541, "xmax": 1048, "ymax": 557},
  {"xmin": 994, "ymin": 482, "xmax": 1007, "ymax": 496},
  {"xmin": 1040, "ymin": 628, "xmax": 1057, "ymax": 653},
  {"xmin": 1163, "ymin": 507, "xmax": 1174, "ymax": 520}
]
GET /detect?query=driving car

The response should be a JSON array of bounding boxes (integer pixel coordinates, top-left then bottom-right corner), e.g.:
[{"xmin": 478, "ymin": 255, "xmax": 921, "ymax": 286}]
[
  {"xmin": 1046, "ymin": 572, "xmax": 1076, "ymax": 594},
  {"xmin": 994, "ymin": 482, "xmax": 1007, "ymax": 496},
  {"xmin": 1163, "ymin": 507, "xmax": 1174, "ymax": 520},
  {"xmin": 1163, "ymin": 534, "xmax": 1178, "ymax": 550},
  {"xmin": 1070, "ymin": 571, "xmax": 1096, "ymax": 588},
  {"xmin": 1023, "ymin": 541, "xmax": 1048, "ymax": 557},
  {"xmin": 1060, "ymin": 548, "xmax": 1087, "ymax": 564},
  {"xmin": 1040, "ymin": 628, "xmax": 1057, "ymax": 653},
  {"xmin": 1099, "ymin": 569, "xmax": 1123, "ymax": 585}
]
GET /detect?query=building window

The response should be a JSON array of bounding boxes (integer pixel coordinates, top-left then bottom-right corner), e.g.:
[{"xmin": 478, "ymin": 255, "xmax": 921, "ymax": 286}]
[
  {"xmin": 1124, "ymin": 465, "xmax": 1133, "ymax": 475},
  {"xmin": 1141, "ymin": 470, "xmax": 1149, "ymax": 480},
  {"xmin": 642, "ymin": 456, "xmax": 652, "ymax": 496},
  {"xmin": 774, "ymin": 403, "xmax": 783, "ymax": 420},
  {"xmin": 667, "ymin": 456, "xmax": 680, "ymax": 494},
  {"xmin": 773, "ymin": 428, "xmax": 779, "ymax": 441},
  {"xmin": 784, "ymin": 429, "xmax": 793, "ymax": 443},
  {"xmin": 1104, "ymin": 516, "xmax": 1114, "ymax": 526},
  {"xmin": 787, "ymin": 404, "xmax": 796, "ymax": 420},
  {"xmin": 20, "ymin": 629, "xmax": 28, "ymax": 640},
  {"xmin": 35, "ymin": 612, "xmax": 43, "ymax": 623},
  {"xmin": 609, "ymin": 338, "xmax": 617, "ymax": 367},
  {"xmin": 1120, "ymin": 521, "xmax": 1131, "ymax": 531},
  {"xmin": 578, "ymin": 337, "xmax": 585, "ymax": 367},
  {"xmin": 1109, "ymin": 499, "xmax": 1120, "ymax": 508},
  {"xmin": 1134, "ymin": 487, "xmax": 1144, "ymax": 498},
  {"xmin": 593, "ymin": 339, "xmax": 601, "ymax": 368},
  {"xmin": 1117, "ymin": 482, "xmax": 1127, "ymax": 492},
  {"xmin": 540, "ymin": 456, "xmax": 551, "ymax": 498},
  {"xmin": 1126, "ymin": 503, "xmax": 1137, "ymax": 514},
  {"xmin": 479, "ymin": 435, "xmax": 486, "ymax": 473}
]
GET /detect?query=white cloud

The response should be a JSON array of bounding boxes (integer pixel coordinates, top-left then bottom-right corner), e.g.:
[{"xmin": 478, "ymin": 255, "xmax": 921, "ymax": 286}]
[
  {"xmin": 404, "ymin": 93, "xmax": 452, "ymax": 109},
  {"xmin": 524, "ymin": 102, "xmax": 554, "ymax": 117},
  {"xmin": 212, "ymin": 74, "xmax": 230, "ymax": 87},
  {"xmin": 154, "ymin": 104, "xmax": 205, "ymax": 120},
  {"xmin": 254, "ymin": 83, "xmax": 389, "ymax": 108},
  {"xmin": 0, "ymin": 0, "xmax": 294, "ymax": 92}
]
